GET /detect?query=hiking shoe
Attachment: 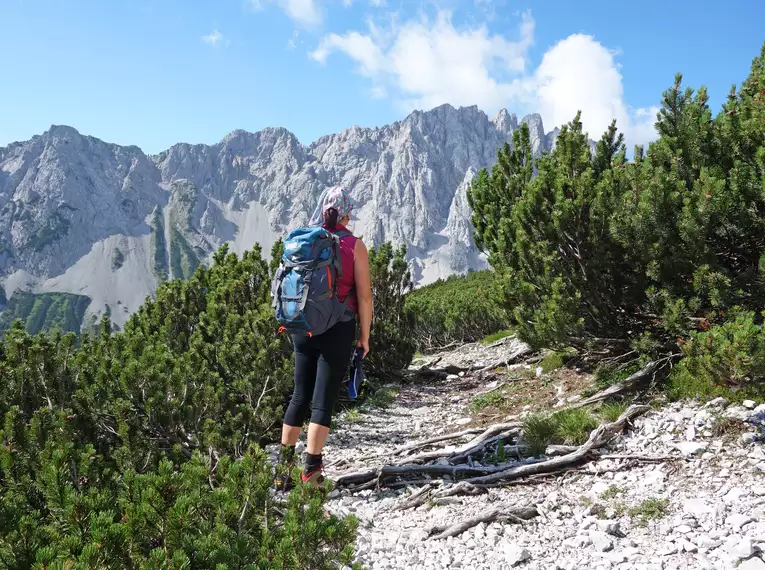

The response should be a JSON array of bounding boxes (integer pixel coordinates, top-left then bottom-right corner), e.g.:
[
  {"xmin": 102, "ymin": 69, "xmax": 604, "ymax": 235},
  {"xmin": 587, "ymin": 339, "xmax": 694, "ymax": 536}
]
[{"xmin": 300, "ymin": 465, "xmax": 326, "ymax": 487}]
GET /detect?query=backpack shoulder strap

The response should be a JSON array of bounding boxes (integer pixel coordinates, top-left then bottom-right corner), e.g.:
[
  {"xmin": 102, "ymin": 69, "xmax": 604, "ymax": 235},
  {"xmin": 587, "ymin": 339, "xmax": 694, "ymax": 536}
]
[{"xmin": 334, "ymin": 231, "xmax": 351, "ymax": 240}]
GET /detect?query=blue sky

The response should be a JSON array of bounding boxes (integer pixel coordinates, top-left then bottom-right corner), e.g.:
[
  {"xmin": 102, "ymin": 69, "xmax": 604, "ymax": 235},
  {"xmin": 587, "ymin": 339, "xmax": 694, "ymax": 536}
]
[{"xmin": 0, "ymin": 0, "xmax": 762, "ymax": 154}]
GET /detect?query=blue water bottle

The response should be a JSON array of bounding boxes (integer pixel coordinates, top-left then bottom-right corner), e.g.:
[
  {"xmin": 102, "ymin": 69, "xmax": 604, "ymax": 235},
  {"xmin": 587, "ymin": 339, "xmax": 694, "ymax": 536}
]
[{"xmin": 348, "ymin": 347, "xmax": 365, "ymax": 399}]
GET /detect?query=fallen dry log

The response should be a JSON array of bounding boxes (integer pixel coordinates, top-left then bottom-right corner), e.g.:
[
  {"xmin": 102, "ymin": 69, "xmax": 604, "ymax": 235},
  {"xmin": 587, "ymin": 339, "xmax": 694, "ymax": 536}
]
[
  {"xmin": 393, "ymin": 481, "xmax": 440, "ymax": 511},
  {"xmin": 334, "ymin": 405, "xmax": 650, "ymax": 492},
  {"xmin": 395, "ymin": 480, "xmax": 488, "ymax": 512},
  {"xmin": 383, "ymin": 463, "xmax": 514, "ymax": 478},
  {"xmin": 596, "ymin": 453, "xmax": 685, "ymax": 463},
  {"xmin": 435, "ymin": 481, "xmax": 487, "ymax": 498},
  {"xmin": 334, "ymin": 461, "xmax": 518, "ymax": 489},
  {"xmin": 463, "ymin": 404, "xmax": 651, "ymax": 485},
  {"xmin": 446, "ymin": 431, "xmax": 524, "ymax": 464},
  {"xmin": 568, "ymin": 356, "xmax": 680, "ymax": 409},
  {"xmin": 359, "ymin": 426, "xmax": 485, "ymax": 462},
  {"xmin": 427, "ymin": 506, "xmax": 538, "ymax": 540},
  {"xmin": 414, "ymin": 340, "xmax": 532, "ymax": 378},
  {"xmin": 545, "ymin": 444, "xmax": 580, "ymax": 456},
  {"xmin": 394, "ymin": 424, "xmax": 521, "ymax": 466}
]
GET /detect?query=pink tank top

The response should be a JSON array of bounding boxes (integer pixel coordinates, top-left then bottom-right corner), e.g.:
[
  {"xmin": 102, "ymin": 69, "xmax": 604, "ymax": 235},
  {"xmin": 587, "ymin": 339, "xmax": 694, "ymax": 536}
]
[{"xmin": 327, "ymin": 223, "xmax": 357, "ymax": 313}]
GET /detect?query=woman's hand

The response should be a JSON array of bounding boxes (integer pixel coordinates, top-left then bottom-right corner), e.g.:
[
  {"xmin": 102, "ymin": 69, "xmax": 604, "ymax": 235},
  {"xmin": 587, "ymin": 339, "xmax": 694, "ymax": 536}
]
[{"xmin": 357, "ymin": 338, "xmax": 370, "ymax": 359}]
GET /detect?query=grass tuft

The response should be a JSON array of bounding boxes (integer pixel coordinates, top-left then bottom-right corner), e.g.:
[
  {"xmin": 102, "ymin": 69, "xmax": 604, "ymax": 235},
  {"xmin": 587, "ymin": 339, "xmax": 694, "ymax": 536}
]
[
  {"xmin": 551, "ymin": 408, "xmax": 599, "ymax": 445},
  {"xmin": 600, "ymin": 485, "xmax": 624, "ymax": 500},
  {"xmin": 469, "ymin": 389, "xmax": 507, "ymax": 412},
  {"xmin": 598, "ymin": 401, "xmax": 629, "ymax": 423},
  {"xmin": 628, "ymin": 497, "xmax": 669, "ymax": 525},
  {"xmin": 522, "ymin": 414, "xmax": 559, "ymax": 456},
  {"xmin": 479, "ymin": 329, "xmax": 514, "ymax": 345},
  {"xmin": 366, "ymin": 387, "xmax": 398, "ymax": 409}
]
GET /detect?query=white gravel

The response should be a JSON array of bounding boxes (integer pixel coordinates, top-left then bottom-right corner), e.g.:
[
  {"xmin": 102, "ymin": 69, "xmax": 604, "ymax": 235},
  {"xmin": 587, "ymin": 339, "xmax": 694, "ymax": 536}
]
[{"xmin": 313, "ymin": 352, "xmax": 765, "ymax": 570}]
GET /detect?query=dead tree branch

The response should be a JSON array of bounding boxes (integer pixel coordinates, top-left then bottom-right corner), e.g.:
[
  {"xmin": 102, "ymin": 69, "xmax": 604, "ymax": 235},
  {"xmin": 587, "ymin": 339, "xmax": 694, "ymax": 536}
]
[
  {"xmin": 428, "ymin": 506, "xmax": 538, "ymax": 540},
  {"xmin": 463, "ymin": 405, "xmax": 651, "ymax": 485}
]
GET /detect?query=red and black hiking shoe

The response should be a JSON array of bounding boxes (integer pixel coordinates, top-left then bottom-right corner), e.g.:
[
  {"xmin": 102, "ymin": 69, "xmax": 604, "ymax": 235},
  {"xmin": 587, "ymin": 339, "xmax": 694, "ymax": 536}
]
[{"xmin": 300, "ymin": 465, "xmax": 326, "ymax": 488}]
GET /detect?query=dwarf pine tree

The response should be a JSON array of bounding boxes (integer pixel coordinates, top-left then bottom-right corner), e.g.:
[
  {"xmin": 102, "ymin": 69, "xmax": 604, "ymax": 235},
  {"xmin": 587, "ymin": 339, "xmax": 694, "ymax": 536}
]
[
  {"xmin": 469, "ymin": 42, "xmax": 765, "ymax": 358},
  {"xmin": 0, "ymin": 243, "xmax": 359, "ymax": 568},
  {"xmin": 365, "ymin": 242, "xmax": 416, "ymax": 378}
]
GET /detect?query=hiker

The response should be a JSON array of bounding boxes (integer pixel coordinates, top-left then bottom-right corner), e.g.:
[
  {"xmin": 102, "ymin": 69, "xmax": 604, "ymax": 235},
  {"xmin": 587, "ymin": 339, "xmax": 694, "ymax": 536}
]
[{"xmin": 275, "ymin": 187, "xmax": 373, "ymax": 488}]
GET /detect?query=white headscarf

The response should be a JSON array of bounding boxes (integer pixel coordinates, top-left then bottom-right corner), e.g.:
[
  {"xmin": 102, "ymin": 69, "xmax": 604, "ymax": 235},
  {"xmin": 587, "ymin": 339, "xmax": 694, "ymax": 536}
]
[{"xmin": 309, "ymin": 187, "xmax": 354, "ymax": 227}]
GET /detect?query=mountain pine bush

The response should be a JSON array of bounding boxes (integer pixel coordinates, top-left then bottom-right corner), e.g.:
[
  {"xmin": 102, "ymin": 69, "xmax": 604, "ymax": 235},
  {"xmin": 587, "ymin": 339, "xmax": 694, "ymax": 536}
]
[
  {"xmin": 468, "ymin": 43, "xmax": 765, "ymax": 362},
  {"xmin": 365, "ymin": 242, "xmax": 416, "ymax": 378},
  {"xmin": 0, "ymin": 243, "xmax": 359, "ymax": 568},
  {"xmin": 404, "ymin": 270, "xmax": 508, "ymax": 352}
]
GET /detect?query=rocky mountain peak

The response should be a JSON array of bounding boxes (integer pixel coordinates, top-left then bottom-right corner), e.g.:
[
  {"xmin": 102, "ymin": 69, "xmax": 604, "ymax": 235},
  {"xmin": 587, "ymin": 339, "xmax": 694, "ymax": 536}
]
[
  {"xmin": 0, "ymin": 104, "xmax": 564, "ymax": 329},
  {"xmin": 491, "ymin": 109, "xmax": 519, "ymax": 135}
]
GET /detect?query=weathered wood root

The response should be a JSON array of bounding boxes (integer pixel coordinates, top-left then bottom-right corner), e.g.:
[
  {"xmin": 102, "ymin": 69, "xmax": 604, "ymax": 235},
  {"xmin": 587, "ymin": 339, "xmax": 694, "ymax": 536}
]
[
  {"xmin": 464, "ymin": 404, "xmax": 651, "ymax": 485},
  {"xmin": 427, "ymin": 506, "xmax": 538, "ymax": 540},
  {"xmin": 359, "ymin": 426, "xmax": 486, "ymax": 462},
  {"xmin": 395, "ymin": 424, "xmax": 521, "ymax": 466},
  {"xmin": 596, "ymin": 453, "xmax": 684, "ymax": 463},
  {"xmin": 335, "ymin": 405, "xmax": 650, "ymax": 491},
  {"xmin": 334, "ymin": 462, "xmax": 517, "ymax": 489},
  {"xmin": 568, "ymin": 357, "xmax": 680, "ymax": 409},
  {"xmin": 413, "ymin": 341, "xmax": 532, "ymax": 378},
  {"xmin": 393, "ymin": 482, "xmax": 440, "ymax": 511},
  {"xmin": 395, "ymin": 481, "xmax": 488, "ymax": 511}
]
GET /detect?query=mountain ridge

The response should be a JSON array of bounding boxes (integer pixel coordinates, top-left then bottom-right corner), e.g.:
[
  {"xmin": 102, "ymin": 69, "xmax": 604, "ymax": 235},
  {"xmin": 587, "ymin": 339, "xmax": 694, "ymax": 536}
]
[{"xmin": 0, "ymin": 103, "xmax": 559, "ymax": 330}]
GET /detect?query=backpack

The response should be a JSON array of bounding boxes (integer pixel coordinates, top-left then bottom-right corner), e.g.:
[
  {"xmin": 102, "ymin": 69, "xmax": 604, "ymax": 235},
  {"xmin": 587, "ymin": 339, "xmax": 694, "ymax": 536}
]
[{"xmin": 271, "ymin": 226, "xmax": 355, "ymax": 337}]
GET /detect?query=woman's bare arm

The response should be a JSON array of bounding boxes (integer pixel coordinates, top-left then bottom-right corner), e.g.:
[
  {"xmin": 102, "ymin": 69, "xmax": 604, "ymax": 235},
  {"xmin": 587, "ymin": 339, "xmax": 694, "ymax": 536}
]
[{"xmin": 354, "ymin": 239, "xmax": 373, "ymax": 357}]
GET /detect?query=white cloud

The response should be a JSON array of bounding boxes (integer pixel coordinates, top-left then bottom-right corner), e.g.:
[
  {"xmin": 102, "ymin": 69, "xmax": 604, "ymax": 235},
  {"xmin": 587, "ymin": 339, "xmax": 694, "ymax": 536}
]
[
  {"xmin": 201, "ymin": 30, "xmax": 225, "ymax": 47},
  {"xmin": 312, "ymin": 31, "xmax": 386, "ymax": 76},
  {"xmin": 284, "ymin": 0, "xmax": 322, "ymax": 25},
  {"xmin": 251, "ymin": 0, "xmax": 385, "ymax": 26},
  {"xmin": 251, "ymin": 0, "xmax": 322, "ymax": 27},
  {"xmin": 310, "ymin": 10, "xmax": 657, "ymax": 147},
  {"xmin": 530, "ymin": 34, "xmax": 658, "ymax": 147},
  {"xmin": 311, "ymin": 10, "xmax": 534, "ymax": 112}
]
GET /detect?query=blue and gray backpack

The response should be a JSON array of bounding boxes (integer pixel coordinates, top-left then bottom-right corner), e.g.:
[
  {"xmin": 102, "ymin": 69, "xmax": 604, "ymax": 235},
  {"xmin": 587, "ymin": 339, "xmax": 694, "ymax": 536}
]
[{"xmin": 272, "ymin": 226, "xmax": 355, "ymax": 337}]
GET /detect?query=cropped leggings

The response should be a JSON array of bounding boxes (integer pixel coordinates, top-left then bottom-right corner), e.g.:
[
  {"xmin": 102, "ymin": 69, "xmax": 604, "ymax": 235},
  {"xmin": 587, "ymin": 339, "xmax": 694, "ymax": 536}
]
[{"xmin": 283, "ymin": 319, "xmax": 356, "ymax": 428}]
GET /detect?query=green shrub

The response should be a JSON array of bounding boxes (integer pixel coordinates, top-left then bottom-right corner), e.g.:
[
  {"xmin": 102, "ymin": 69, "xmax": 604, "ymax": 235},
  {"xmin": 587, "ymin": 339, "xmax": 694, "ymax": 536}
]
[
  {"xmin": 365, "ymin": 243, "xmax": 416, "ymax": 379},
  {"xmin": 467, "ymin": 43, "xmax": 765, "ymax": 354},
  {"xmin": 0, "ymin": 244, "xmax": 358, "ymax": 566},
  {"xmin": 0, "ymin": 413, "xmax": 357, "ymax": 569},
  {"xmin": 667, "ymin": 311, "xmax": 765, "ymax": 401},
  {"xmin": 405, "ymin": 270, "xmax": 509, "ymax": 352}
]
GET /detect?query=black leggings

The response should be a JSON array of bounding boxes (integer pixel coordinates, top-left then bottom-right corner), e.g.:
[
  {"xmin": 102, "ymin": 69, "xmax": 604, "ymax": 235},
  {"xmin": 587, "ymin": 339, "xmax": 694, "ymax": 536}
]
[{"xmin": 283, "ymin": 319, "xmax": 356, "ymax": 428}]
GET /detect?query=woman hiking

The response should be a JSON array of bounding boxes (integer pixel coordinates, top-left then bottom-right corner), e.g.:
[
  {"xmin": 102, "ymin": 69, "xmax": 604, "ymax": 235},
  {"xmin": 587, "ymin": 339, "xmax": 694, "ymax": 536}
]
[{"xmin": 275, "ymin": 187, "xmax": 373, "ymax": 489}]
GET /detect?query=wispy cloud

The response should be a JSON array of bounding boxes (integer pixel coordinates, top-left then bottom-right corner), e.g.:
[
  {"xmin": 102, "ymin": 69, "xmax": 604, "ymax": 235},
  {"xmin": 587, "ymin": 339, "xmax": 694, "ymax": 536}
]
[
  {"xmin": 251, "ymin": 0, "xmax": 322, "ymax": 27},
  {"xmin": 287, "ymin": 30, "xmax": 301, "ymax": 50},
  {"xmin": 201, "ymin": 30, "xmax": 226, "ymax": 47}
]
